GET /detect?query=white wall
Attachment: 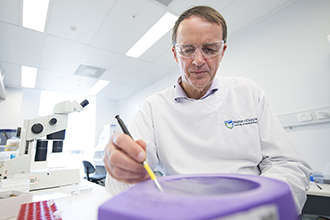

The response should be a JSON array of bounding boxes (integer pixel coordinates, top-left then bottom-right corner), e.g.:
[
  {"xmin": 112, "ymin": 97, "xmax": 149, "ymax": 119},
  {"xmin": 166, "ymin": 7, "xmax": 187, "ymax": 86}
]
[
  {"xmin": 220, "ymin": 0, "xmax": 330, "ymax": 173},
  {"xmin": 220, "ymin": 0, "xmax": 330, "ymax": 115},
  {"xmin": 95, "ymin": 97, "xmax": 119, "ymax": 142},
  {"xmin": 284, "ymin": 123, "xmax": 330, "ymax": 172},
  {"xmin": 18, "ymin": 88, "xmax": 41, "ymax": 125},
  {"xmin": 118, "ymin": 70, "xmax": 179, "ymax": 123},
  {"xmin": 0, "ymin": 88, "xmax": 23, "ymax": 128},
  {"xmin": 0, "ymin": 88, "xmax": 42, "ymax": 128},
  {"xmin": 117, "ymin": 0, "xmax": 330, "ymax": 173}
]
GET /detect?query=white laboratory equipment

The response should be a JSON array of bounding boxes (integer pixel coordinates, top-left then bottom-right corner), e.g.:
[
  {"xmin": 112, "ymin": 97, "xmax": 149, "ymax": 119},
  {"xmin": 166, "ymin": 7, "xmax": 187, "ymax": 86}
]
[
  {"xmin": 92, "ymin": 124, "xmax": 116, "ymax": 176},
  {"xmin": 0, "ymin": 99, "xmax": 89, "ymax": 191}
]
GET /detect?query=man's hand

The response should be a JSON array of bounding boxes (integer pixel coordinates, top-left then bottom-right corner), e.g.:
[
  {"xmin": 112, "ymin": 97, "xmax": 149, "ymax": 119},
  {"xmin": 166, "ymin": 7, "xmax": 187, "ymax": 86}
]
[{"xmin": 103, "ymin": 132, "xmax": 150, "ymax": 184}]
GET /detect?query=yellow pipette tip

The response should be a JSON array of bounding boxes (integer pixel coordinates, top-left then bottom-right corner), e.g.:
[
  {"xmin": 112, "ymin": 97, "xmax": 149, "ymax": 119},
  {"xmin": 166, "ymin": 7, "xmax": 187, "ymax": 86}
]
[{"xmin": 143, "ymin": 161, "xmax": 164, "ymax": 193}]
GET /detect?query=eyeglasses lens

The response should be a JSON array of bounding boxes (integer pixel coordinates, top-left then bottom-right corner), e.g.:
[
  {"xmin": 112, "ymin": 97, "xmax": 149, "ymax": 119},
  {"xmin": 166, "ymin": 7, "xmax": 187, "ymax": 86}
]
[{"xmin": 176, "ymin": 41, "xmax": 223, "ymax": 58}]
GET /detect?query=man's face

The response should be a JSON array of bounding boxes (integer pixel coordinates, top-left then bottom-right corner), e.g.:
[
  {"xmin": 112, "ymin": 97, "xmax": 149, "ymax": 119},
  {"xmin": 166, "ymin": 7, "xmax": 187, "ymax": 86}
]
[{"xmin": 172, "ymin": 16, "xmax": 227, "ymax": 98}]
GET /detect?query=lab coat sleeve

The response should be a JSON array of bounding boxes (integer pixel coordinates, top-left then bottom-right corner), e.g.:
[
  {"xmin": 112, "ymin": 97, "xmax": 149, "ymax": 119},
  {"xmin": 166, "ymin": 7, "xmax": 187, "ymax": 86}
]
[
  {"xmin": 256, "ymin": 86, "xmax": 313, "ymax": 214},
  {"xmin": 129, "ymin": 99, "xmax": 160, "ymax": 171},
  {"xmin": 105, "ymin": 173, "xmax": 132, "ymax": 196}
]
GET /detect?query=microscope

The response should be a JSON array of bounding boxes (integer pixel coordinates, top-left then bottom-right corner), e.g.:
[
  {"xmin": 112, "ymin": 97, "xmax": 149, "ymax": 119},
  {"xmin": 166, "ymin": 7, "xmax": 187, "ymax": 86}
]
[{"xmin": 0, "ymin": 99, "xmax": 89, "ymax": 190}]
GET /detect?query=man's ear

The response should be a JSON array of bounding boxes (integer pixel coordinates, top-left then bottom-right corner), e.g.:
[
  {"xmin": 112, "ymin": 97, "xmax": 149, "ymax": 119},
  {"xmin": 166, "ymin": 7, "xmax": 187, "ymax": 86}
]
[
  {"xmin": 219, "ymin": 44, "xmax": 227, "ymax": 62},
  {"xmin": 172, "ymin": 47, "xmax": 178, "ymax": 64}
]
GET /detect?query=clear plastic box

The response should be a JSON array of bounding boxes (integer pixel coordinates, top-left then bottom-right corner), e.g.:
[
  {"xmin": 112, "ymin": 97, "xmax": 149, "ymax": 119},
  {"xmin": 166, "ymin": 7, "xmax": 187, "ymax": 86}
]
[
  {"xmin": 61, "ymin": 184, "xmax": 95, "ymax": 196},
  {"xmin": 0, "ymin": 150, "xmax": 18, "ymax": 160},
  {"xmin": 313, "ymin": 177, "xmax": 330, "ymax": 184},
  {"xmin": 0, "ymin": 178, "xmax": 30, "ymax": 192},
  {"xmin": 0, "ymin": 190, "xmax": 33, "ymax": 220}
]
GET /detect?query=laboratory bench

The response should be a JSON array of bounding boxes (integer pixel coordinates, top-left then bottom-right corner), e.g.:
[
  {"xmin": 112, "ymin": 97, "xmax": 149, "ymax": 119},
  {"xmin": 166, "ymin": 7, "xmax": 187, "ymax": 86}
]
[
  {"xmin": 5, "ymin": 180, "xmax": 112, "ymax": 220},
  {"xmin": 303, "ymin": 183, "xmax": 330, "ymax": 217},
  {"xmin": 3, "ymin": 180, "xmax": 330, "ymax": 220}
]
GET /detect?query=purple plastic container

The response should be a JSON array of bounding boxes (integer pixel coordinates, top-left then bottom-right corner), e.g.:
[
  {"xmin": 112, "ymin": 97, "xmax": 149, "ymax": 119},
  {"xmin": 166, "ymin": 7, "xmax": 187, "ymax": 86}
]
[{"xmin": 98, "ymin": 173, "xmax": 297, "ymax": 220}]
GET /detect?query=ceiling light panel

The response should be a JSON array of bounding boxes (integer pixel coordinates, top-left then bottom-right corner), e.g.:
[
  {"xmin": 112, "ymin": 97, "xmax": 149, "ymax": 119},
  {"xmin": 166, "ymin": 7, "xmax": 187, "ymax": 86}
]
[
  {"xmin": 87, "ymin": 80, "xmax": 110, "ymax": 96},
  {"xmin": 23, "ymin": 0, "xmax": 49, "ymax": 32},
  {"xmin": 21, "ymin": 66, "xmax": 38, "ymax": 88},
  {"xmin": 138, "ymin": 31, "xmax": 173, "ymax": 62}
]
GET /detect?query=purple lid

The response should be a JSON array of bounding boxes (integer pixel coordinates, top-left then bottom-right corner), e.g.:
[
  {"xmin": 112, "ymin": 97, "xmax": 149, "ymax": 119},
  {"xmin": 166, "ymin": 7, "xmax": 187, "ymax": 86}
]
[{"xmin": 98, "ymin": 173, "xmax": 297, "ymax": 220}]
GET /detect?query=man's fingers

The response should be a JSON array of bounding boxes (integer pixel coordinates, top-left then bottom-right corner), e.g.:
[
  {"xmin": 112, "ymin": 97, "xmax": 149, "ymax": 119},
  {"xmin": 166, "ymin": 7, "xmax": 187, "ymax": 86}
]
[
  {"xmin": 111, "ymin": 132, "xmax": 146, "ymax": 162},
  {"xmin": 108, "ymin": 148, "xmax": 144, "ymax": 173},
  {"xmin": 103, "ymin": 132, "xmax": 149, "ymax": 185},
  {"xmin": 136, "ymin": 139, "xmax": 147, "ymax": 152},
  {"xmin": 108, "ymin": 165, "xmax": 149, "ymax": 184}
]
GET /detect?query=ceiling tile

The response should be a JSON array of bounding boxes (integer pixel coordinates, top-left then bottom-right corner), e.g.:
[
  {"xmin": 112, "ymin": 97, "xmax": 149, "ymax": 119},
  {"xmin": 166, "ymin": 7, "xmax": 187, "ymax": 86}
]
[
  {"xmin": 100, "ymin": 56, "xmax": 148, "ymax": 83},
  {"xmin": 47, "ymin": 0, "xmax": 116, "ymax": 44},
  {"xmin": 79, "ymin": 46, "xmax": 121, "ymax": 69},
  {"xmin": 169, "ymin": 0, "xmax": 235, "ymax": 15},
  {"xmin": 0, "ymin": 23, "xmax": 44, "ymax": 67},
  {"xmin": 97, "ymin": 80, "xmax": 121, "ymax": 94},
  {"xmin": 35, "ymin": 69, "xmax": 69, "ymax": 91},
  {"xmin": 91, "ymin": 0, "xmax": 166, "ymax": 54},
  {"xmin": 0, "ymin": 0, "xmax": 20, "ymax": 25},
  {"xmin": 1, "ymin": 62, "xmax": 21, "ymax": 88},
  {"xmin": 39, "ymin": 35, "xmax": 87, "ymax": 74},
  {"xmin": 61, "ymin": 75, "xmax": 98, "ymax": 94},
  {"xmin": 126, "ymin": 63, "xmax": 173, "ymax": 87},
  {"xmin": 152, "ymin": 50, "xmax": 177, "ymax": 69},
  {"xmin": 221, "ymin": 0, "xmax": 289, "ymax": 36},
  {"xmin": 98, "ymin": 82, "xmax": 142, "ymax": 100}
]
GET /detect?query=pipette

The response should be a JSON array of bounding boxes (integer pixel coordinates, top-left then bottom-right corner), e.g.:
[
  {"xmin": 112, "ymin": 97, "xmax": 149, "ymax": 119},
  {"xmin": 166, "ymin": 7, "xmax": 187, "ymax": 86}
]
[{"xmin": 115, "ymin": 115, "xmax": 164, "ymax": 193}]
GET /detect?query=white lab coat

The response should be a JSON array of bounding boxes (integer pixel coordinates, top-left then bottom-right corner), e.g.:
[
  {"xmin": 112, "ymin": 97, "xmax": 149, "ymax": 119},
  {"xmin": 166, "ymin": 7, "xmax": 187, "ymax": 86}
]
[{"xmin": 105, "ymin": 76, "xmax": 312, "ymax": 214}]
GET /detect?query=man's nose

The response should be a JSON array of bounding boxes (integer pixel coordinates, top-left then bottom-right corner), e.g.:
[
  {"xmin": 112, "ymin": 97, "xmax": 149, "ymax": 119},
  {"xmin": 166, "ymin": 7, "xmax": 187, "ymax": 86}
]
[{"xmin": 192, "ymin": 49, "xmax": 206, "ymax": 66}]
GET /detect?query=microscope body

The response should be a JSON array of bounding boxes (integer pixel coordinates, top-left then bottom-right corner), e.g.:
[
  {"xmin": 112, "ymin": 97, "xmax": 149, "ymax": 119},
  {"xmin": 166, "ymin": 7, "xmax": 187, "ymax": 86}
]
[{"xmin": 0, "ymin": 100, "xmax": 88, "ymax": 190}]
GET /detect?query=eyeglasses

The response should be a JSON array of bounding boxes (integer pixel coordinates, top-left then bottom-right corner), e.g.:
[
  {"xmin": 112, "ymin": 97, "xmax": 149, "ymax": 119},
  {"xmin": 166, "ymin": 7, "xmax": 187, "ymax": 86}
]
[{"xmin": 175, "ymin": 40, "xmax": 224, "ymax": 58}]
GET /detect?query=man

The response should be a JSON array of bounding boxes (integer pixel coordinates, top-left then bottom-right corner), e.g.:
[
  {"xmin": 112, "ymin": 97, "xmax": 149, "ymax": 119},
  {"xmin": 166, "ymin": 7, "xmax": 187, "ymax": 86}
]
[{"xmin": 103, "ymin": 5, "xmax": 312, "ymax": 214}]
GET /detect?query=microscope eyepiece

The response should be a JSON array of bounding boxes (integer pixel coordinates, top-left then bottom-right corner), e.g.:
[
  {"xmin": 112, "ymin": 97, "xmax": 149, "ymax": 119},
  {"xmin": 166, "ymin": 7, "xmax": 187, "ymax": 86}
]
[{"xmin": 80, "ymin": 99, "xmax": 89, "ymax": 108}]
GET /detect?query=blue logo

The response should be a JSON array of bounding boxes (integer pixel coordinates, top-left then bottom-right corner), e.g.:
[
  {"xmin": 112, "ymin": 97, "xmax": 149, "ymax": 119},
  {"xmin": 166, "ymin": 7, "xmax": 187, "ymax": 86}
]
[
  {"xmin": 224, "ymin": 118, "xmax": 258, "ymax": 129},
  {"xmin": 224, "ymin": 120, "xmax": 234, "ymax": 129}
]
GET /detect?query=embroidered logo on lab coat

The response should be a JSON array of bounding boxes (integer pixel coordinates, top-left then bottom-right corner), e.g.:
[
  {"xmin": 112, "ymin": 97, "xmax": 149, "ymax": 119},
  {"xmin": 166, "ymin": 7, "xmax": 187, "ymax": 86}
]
[
  {"xmin": 224, "ymin": 118, "xmax": 258, "ymax": 129},
  {"xmin": 224, "ymin": 120, "xmax": 234, "ymax": 129}
]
